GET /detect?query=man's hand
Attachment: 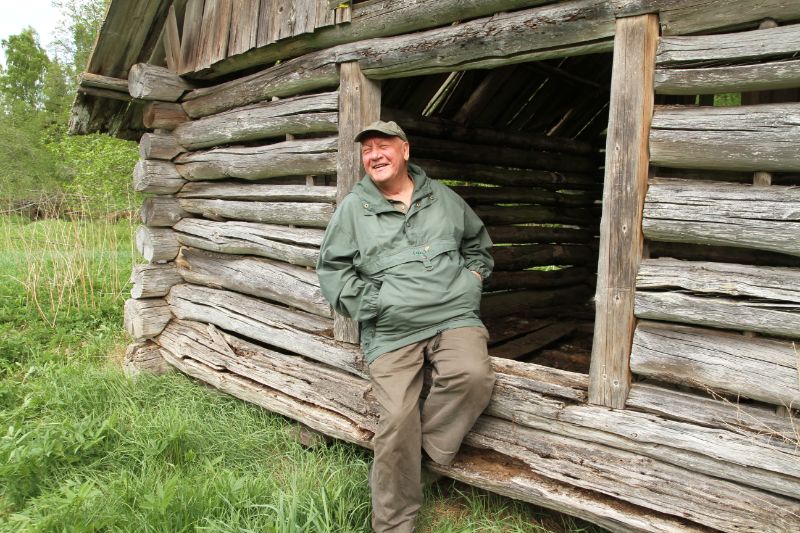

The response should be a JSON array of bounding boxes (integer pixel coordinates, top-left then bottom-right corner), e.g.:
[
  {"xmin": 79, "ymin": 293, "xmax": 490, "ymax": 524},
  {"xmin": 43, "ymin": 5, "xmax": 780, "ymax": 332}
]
[{"xmin": 471, "ymin": 271, "xmax": 482, "ymax": 281}]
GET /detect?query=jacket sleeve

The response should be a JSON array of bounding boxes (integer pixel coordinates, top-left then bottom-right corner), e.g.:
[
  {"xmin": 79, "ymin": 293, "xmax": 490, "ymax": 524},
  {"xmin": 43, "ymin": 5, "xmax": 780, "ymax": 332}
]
[
  {"xmin": 460, "ymin": 199, "xmax": 494, "ymax": 281},
  {"xmin": 316, "ymin": 215, "xmax": 381, "ymax": 322}
]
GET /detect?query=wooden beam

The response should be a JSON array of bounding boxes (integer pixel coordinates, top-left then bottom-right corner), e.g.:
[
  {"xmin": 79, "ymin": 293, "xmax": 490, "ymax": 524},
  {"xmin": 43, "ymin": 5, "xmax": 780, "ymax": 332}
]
[
  {"xmin": 163, "ymin": 4, "xmax": 181, "ymax": 72},
  {"xmin": 128, "ymin": 63, "xmax": 193, "ymax": 101},
  {"xmin": 180, "ymin": 0, "xmax": 206, "ymax": 73},
  {"xmin": 334, "ymin": 62, "xmax": 380, "ymax": 344},
  {"xmin": 589, "ymin": 14, "xmax": 658, "ymax": 409},
  {"xmin": 177, "ymin": 198, "xmax": 334, "ymax": 228}
]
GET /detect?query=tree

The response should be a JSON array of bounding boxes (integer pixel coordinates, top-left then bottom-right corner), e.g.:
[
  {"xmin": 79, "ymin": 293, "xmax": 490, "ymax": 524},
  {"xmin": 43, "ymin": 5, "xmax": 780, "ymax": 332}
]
[
  {"xmin": 52, "ymin": 0, "xmax": 109, "ymax": 75},
  {"xmin": 0, "ymin": 28, "xmax": 50, "ymax": 110}
]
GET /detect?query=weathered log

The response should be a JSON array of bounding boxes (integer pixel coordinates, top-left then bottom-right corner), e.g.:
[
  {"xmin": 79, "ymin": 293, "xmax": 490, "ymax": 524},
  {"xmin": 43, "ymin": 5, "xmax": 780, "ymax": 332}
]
[
  {"xmin": 482, "ymin": 285, "xmax": 592, "ymax": 318},
  {"xmin": 656, "ymin": 24, "xmax": 800, "ymax": 65},
  {"xmin": 647, "ymin": 241, "xmax": 800, "ymax": 269},
  {"xmin": 491, "ymin": 244, "xmax": 596, "ymax": 271},
  {"xmin": 643, "ymin": 178, "xmax": 800, "ymax": 256},
  {"xmin": 130, "ymin": 262, "xmax": 183, "ymax": 299},
  {"xmin": 135, "ymin": 226, "xmax": 180, "ymax": 263},
  {"xmin": 655, "ymin": 59, "xmax": 800, "ymax": 95},
  {"xmin": 637, "ymin": 258, "xmax": 800, "ymax": 303},
  {"xmin": 173, "ymin": 218, "xmax": 321, "ymax": 267},
  {"xmin": 490, "ymin": 322, "xmax": 577, "ymax": 360},
  {"xmin": 409, "ymin": 136, "xmax": 597, "ymax": 174},
  {"xmin": 466, "ymin": 417, "xmax": 800, "ymax": 533},
  {"xmin": 175, "ymin": 247, "xmax": 331, "ymax": 317},
  {"xmin": 631, "ymin": 321, "xmax": 800, "ymax": 408},
  {"xmin": 474, "ymin": 205, "xmax": 597, "ymax": 226},
  {"xmin": 487, "ymin": 226, "xmax": 597, "ymax": 245},
  {"xmin": 450, "ymin": 186, "xmax": 597, "ymax": 207},
  {"xmin": 174, "ymin": 137, "xmax": 338, "ymax": 181},
  {"xmin": 174, "ymin": 91, "xmax": 339, "ymax": 150},
  {"xmin": 488, "ymin": 267, "xmax": 593, "ymax": 292},
  {"xmin": 634, "ymin": 291, "xmax": 800, "ymax": 339},
  {"xmin": 416, "ymin": 158, "xmax": 600, "ymax": 190},
  {"xmin": 177, "ymin": 181, "xmax": 336, "ymax": 202},
  {"xmin": 166, "ymin": 284, "xmax": 363, "ymax": 376},
  {"xmin": 139, "ymin": 132, "xmax": 183, "ymax": 160},
  {"xmin": 177, "ymin": 198, "xmax": 333, "ymax": 228},
  {"xmin": 652, "ymin": 0, "xmax": 800, "ymax": 37},
  {"xmin": 78, "ymin": 72, "xmax": 129, "ymax": 95},
  {"xmin": 123, "ymin": 340, "xmax": 171, "ymax": 377},
  {"xmin": 143, "ymin": 101, "xmax": 189, "ymax": 130},
  {"xmin": 626, "ymin": 382, "xmax": 799, "ymax": 446},
  {"xmin": 128, "ymin": 63, "xmax": 193, "ymax": 101},
  {"xmin": 162, "ymin": 4, "xmax": 180, "ymax": 72},
  {"xmin": 140, "ymin": 196, "xmax": 188, "ymax": 227},
  {"xmin": 181, "ymin": 53, "xmax": 339, "ymax": 118},
  {"xmin": 650, "ymin": 104, "xmax": 800, "ymax": 172},
  {"xmin": 383, "ymin": 107, "xmax": 594, "ymax": 156},
  {"xmin": 123, "ymin": 298, "xmax": 171, "ymax": 341},
  {"xmin": 133, "ymin": 160, "xmax": 186, "ymax": 194},
  {"xmin": 337, "ymin": 0, "xmax": 615, "ymax": 80}
]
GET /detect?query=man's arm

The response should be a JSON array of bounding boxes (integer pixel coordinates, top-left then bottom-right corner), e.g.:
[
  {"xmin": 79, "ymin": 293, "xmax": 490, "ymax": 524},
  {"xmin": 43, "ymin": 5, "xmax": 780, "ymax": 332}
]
[
  {"xmin": 460, "ymin": 200, "xmax": 494, "ymax": 281},
  {"xmin": 316, "ymin": 223, "xmax": 381, "ymax": 322}
]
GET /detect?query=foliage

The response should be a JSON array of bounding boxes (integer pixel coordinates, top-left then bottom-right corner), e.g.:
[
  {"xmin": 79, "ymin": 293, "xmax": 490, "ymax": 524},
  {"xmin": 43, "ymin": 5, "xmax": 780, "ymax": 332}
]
[
  {"xmin": 0, "ymin": 28, "xmax": 50, "ymax": 110},
  {"xmin": 51, "ymin": 0, "xmax": 109, "ymax": 74}
]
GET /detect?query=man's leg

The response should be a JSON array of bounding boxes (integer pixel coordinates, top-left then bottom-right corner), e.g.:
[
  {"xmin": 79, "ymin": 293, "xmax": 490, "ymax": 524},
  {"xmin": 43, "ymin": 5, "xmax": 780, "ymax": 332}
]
[
  {"xmin": 421, "ymin": 326, "xmax": 495, "ymax": 466},
  {"xmin": 368, "ymin": 341, "xmax": 426, "ymax": 533}
]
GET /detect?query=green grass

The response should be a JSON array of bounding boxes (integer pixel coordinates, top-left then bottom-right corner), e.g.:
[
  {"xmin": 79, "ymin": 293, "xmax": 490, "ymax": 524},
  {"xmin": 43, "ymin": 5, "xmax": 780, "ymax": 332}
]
[{"xmin": 0, "ymin": 214, "xmax": 602, "ymax": 532}]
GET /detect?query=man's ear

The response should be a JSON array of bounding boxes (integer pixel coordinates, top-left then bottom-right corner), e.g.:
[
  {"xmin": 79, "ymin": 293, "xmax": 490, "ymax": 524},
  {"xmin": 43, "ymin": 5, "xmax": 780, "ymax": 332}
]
[{"xmin": 403, "ymin": 141, "xmax": 410, "ymax": 161}]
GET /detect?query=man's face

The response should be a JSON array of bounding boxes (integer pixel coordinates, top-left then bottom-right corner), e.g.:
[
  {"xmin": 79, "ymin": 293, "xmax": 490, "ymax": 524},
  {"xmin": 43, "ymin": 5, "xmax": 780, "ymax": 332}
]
[{"xmin": 360, "ymin": 134, "xmax": 410, "ymax": 186}]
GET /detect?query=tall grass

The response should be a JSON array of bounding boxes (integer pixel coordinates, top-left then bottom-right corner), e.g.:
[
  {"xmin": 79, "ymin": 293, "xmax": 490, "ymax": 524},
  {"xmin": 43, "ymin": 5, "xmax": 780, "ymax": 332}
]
[{"xmin": 0, "ymin": 198, "xmax": 602, "ymax": 532}]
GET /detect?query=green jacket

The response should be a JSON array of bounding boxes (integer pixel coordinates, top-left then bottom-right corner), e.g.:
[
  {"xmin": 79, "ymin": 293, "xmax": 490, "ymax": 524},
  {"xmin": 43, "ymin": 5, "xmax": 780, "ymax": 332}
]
[{"xmin": 316, "ymin": 163, "xmax": 494, "ymax": 362}]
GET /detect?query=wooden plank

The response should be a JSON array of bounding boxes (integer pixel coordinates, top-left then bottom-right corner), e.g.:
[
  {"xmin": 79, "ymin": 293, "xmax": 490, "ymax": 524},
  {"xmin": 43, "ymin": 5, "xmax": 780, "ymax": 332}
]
[
  {"xmin": 491, "ymin": 244, "xmax": 596, "ymax": 271},
  {"xmin": 589, "ymin": 14, "xmax": 658, "ymax": 409},
  {"xmin": 195, "ymin": 0, "xmax": 233, "ymax": 71},
  {"xmin": 487, "ymin": 226, "xmax": 597, "ymax": 245},
  {"xmin": 419, "ymin": 159, "xmax": 599, "ymax": 191},
  {"xmin": 174, "ymin": 91, "xmax": 339, "ymax": 150},
  {"xmin": 178, "ymin": 182, "xmax": 336, "ymax": 203},
  {"xmin": 334, "ymin": 62, "xmax": 380, "ymax": 344},
  {"xmin": 642, "ymin": 178, "xmax": 800, "ymax": 257},
  {"xmin": 175, "ymin": 247, "xmax": 331, "ymax": 317},
  {"xmin": 489, "ymin": 267, "xmax": 593, "ymax": 292},
  {"xmin": 650, "ymin": 103, "xmax": 800, "ymax": 172},
  {"xmin": 174, "ymin": 137, "xmax": 338, "ymax": 181},
  {"xmin": 163, "ymin": 4, "xmax": 181, "ymax": 72},
  {"xmin": 655, "ymin": 59, "xmax": 800, "ymax": 95},
  {"xmin": 274, "ymin": 0, "xmax": 297, "ymax": 41},
  {"xmin": 631, "ymin": 321, "xmax": 800, "ymax": 408},
  {"xmin": 180, "ymin": 0, "xmax": 206, "ymax": 74},
  {"xmin": 227, "ymin": 0, "xmax": 260, "ymax": 56},
  {"xmin": 174, "ymin": 218, "xmax": 321, "ymax": 267},
  {"xmin": 454, "ymin": 186, "xmax": 597, "ymax": 207},
  {"xmin": 650, "ymin": 0, "xmax": 800, "ymax": 37}
]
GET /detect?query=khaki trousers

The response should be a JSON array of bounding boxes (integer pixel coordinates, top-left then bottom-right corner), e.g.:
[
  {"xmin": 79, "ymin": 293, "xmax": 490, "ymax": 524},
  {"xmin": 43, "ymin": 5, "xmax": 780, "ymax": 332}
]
[{"xmin": 367, "ymin": 326, "xmax": 495, "ymax": 533}]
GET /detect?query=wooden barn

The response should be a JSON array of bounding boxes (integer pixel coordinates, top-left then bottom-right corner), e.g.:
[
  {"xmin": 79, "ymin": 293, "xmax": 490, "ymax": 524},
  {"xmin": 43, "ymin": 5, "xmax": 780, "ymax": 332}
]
[{"xmin": 70, "ymin": 1, "xmax": 800, "ymax": 531}]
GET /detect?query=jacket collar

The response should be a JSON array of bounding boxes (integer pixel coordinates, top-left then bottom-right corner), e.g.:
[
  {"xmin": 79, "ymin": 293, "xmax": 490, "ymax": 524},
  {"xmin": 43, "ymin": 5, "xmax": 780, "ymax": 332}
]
[{"xmin": 352, "ymin": 162, "xmax": 432, "ymax": 213}]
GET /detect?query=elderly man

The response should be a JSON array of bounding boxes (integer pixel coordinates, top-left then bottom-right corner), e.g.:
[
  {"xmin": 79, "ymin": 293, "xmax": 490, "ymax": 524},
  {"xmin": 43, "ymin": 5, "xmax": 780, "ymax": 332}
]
[{"xmin": 316, "ymin": 120, "xmax": 495, "ymax": 533}]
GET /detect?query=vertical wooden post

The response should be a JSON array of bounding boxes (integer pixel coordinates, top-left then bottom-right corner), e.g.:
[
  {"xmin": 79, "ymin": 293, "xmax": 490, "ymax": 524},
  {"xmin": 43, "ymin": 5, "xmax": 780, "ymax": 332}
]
[
  {"xmin": 334, "ymin": 61, "xmax": 381, "ymax": 343},
  {"xmin": 589, "ymin": 14, "xmax": 659, "ymax": 408}
]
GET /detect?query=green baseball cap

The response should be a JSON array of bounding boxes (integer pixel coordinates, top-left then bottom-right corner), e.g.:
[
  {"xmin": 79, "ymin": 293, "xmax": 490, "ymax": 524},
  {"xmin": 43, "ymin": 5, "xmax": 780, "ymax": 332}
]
[{"xmin": 353, "ymin": 120, "xmax": 408, "ymax": 143}]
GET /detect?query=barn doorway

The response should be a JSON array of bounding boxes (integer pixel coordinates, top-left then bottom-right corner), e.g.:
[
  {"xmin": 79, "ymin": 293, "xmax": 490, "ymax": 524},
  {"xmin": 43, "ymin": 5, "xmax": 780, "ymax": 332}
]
[{"xmin": 378, "ymin": 54, "xmax": 613, "ymax": 373}]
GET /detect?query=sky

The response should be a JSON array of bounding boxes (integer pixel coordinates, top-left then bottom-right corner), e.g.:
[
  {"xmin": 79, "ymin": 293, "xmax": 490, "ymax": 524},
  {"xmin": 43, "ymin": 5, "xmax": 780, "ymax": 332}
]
[{"xmin": 0, "ymin": 1, "xmax": 64, "ymax": 66}]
